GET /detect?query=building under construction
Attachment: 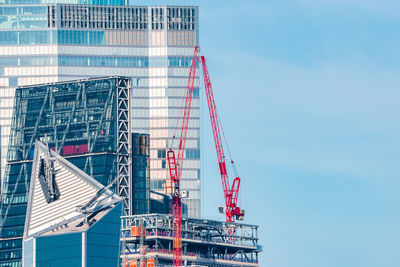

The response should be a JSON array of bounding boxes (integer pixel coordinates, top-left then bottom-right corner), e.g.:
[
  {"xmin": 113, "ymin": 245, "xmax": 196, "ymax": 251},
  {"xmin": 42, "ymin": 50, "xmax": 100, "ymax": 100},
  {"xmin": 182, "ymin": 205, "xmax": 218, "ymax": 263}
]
[{"xmin": 120, "ymin": 214, "xmax": 261, "ymax": 267}]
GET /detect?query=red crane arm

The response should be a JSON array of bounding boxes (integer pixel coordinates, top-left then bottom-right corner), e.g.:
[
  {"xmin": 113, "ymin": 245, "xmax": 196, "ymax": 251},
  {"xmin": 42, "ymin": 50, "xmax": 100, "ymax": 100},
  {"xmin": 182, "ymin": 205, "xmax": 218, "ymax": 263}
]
[
  {"xmin": 166, "ymin": 46, "xmax": 199, "ymax": 267},
  {"xmin": 167, "ymin": 47, "xmax": 199, "ymax": 188},
  {"xmin": 176, "ymin": 47, "xmax": 199, "ymax": 179},
  {"xmin": 199, "ymin": 56, "xmax": 243, "ymax": 223},
  {"xmin": 199, "ymin": 56, "xmax": 230, "ymax": 197}
]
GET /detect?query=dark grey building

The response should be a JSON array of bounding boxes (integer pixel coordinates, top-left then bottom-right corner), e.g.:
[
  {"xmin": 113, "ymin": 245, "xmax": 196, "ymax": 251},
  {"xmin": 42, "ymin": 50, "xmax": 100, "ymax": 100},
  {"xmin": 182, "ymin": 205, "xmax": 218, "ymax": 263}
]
[
  {"xmin": 0, "ymin": 76, "xmax": 149, "ymax": 266},
  {"xmin": 131, "ymin": 133, "xmax": 150, "ymax": 215}
]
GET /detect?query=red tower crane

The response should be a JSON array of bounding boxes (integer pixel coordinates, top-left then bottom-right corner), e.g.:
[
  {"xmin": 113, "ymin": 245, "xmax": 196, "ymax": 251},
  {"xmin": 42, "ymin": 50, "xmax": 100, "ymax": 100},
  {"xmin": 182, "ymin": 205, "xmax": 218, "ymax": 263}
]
[
  {"xmin": 199, "ymin": 56, "xmax": 245, "ymax": 225},
  {"xmin": 166, "ymin": 47, "xmax": 199, "ymax": 267}
]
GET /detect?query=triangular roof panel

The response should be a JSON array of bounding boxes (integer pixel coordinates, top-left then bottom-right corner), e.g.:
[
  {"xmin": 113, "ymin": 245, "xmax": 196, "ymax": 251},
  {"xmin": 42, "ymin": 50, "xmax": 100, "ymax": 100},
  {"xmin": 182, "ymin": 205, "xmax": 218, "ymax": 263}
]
[{"xmin": 24, "ymin": 141, "xmax": 120, "ymax": 238}]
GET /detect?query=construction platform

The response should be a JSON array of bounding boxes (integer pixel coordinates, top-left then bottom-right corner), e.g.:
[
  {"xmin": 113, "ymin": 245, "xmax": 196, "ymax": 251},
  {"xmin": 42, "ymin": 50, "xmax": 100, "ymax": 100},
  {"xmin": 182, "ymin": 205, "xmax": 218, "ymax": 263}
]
[{"xmin": 120, "ymin": 214, "xmax": 261, "ymax": 267}]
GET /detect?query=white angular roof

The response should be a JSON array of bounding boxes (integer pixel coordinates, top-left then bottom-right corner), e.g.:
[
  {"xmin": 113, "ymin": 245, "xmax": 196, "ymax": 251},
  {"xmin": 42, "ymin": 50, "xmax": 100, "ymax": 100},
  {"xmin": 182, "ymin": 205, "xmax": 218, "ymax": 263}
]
[{"xmin": 24, "ymin": 141, "xmax": 121, "ymax": 238}]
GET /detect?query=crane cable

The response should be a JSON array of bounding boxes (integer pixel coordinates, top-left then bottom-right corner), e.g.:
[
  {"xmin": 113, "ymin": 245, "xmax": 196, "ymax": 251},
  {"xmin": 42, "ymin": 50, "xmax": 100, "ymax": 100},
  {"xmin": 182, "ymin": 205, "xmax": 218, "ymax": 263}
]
[{"xmin": 215, "ymin": 105, "xmax": 239, "ymax": 179}]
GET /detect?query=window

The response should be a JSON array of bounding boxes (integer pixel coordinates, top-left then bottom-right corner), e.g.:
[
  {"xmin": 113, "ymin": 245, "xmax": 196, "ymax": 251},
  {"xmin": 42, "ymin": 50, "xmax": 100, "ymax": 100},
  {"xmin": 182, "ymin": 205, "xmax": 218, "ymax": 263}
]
[
  {"xmin": 150, "ymin": 179, "xmax": 164, "ymax": 190},
  {"xmin": 161, "ymin": 160, "xmax": 166, "ymax": 169},
  {"xmin": 157, "ymin": 149, "xmax": 166, "ymax": 159},
  {"xmin": 192, "ymin": 88, "xmax": 199, "ymax": 99},
  {"xmin": 186, "ymin": 149, "xmax": 200, "ymax": 159},
  {"xmin": 9, "ymin": 77, "xmax": 18, "ymax": 87}
]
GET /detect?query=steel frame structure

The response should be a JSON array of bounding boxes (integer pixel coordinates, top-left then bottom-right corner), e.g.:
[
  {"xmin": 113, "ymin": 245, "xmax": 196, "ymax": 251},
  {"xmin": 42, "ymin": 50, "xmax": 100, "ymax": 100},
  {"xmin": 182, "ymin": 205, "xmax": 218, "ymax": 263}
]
[
  {"xmin": 120, "ymin": 213, "xmax": 261, "ymax": 267},
  {"xmin": 116, "ymin": 78, "xmax": 132, "ymax": 216},
  {"xmin": 0, "ymin": 77, "xmax": 133, "ymax": 265}
]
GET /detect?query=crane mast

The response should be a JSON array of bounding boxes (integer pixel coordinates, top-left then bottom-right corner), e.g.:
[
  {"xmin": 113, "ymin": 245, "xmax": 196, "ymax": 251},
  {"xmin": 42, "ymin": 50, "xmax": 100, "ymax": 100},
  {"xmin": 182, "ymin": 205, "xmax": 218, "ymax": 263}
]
[
  {"xmin": 166, "ymin": 47, "xmax": 198, "ymax": 267},
  {"xmin": 199, "ymin": 56, "xmax": 244, "ymax": 224}
]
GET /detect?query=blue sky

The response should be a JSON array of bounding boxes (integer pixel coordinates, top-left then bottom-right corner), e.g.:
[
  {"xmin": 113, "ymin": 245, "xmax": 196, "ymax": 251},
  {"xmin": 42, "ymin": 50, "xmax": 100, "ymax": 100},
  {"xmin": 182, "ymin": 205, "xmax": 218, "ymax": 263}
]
[{"xmin": 134, "ymin": 1, "xmax": 400, "ymax": 266}]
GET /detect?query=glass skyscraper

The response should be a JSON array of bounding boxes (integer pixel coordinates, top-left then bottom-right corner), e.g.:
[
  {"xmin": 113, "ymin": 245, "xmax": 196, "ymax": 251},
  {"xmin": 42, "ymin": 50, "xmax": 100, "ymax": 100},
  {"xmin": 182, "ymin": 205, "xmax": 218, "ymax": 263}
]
[
  {"xmin": 0, "ymin": 76, "xmax": 138, "ymax": 266},
  {"xmin": 0, "ymin": 0, "xmax": 201, "ymax": 220}
]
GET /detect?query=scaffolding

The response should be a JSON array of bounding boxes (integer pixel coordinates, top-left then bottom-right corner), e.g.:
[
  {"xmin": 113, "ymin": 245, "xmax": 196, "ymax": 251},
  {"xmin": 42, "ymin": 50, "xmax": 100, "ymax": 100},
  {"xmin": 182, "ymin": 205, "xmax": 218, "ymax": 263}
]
[{"xmin": 120, "ymin": 214, "xmax": 261, "ymax": 267}]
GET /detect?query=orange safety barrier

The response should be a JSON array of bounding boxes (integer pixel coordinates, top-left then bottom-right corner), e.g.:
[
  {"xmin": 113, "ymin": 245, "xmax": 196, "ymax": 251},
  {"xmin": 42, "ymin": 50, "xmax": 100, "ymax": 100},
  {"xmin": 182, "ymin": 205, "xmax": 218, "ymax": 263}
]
[
  {"xmin": 147, "ymin": 259, "xmax": 154, "ymax": 267},
  {"xmin": 129, "ymin": 260, "xmax": 137, "ymax": 267},
  {"xmin": 130, "ymin": 226, "xmax": 141, "ymax": 237}
]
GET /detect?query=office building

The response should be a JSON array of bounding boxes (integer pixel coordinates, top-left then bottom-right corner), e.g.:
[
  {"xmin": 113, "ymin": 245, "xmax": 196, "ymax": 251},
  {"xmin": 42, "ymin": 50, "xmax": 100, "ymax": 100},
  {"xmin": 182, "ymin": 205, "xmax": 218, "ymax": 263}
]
[
  {"xmin": 120, "ymin": 214, "xmax": 261, "ymax": 267},
  {"xmin": 23, "ymin": 141, "xmax": 122, "ymax": 267},
  {"xmin": 0, "ymin": 1, "xmax": 201, "ymax": 219},
  {"xmin": 131, "ymin": 133, "xmax": 150, "ymax": 215},
  {"xmin": 0, "ymin": 76, "xmax": 144, "ymax": 266}
]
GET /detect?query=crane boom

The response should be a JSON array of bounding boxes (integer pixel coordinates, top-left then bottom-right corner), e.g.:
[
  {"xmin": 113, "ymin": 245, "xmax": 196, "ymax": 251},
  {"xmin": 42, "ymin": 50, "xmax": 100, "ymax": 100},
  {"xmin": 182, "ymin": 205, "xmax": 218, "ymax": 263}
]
[
  {"xmin": 166, "ymin": 46, "xmax": 199, "ymax": 267},
  {"xmin": 199, "ymin": 56, "xmax": 244, "ymax": 224}
]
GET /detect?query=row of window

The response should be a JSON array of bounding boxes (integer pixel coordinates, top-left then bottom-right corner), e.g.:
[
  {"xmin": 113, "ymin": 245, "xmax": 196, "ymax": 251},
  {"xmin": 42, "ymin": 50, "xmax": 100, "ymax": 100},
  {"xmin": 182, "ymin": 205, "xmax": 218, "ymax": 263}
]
[
  {"xmin": 157, "ymin": 149, "xmax": 166, "ymax": 159},
  {"xmin": 0, "ymin": 30, "xmax": 52, "ymax": 45},
  {"xmin": 186, "ymin": 148, "xmax": 200, "ymax": 159},
  {"xmin": 0, "ymin": 15, "xmax": 48, "ymax": 29},
  {"xmin": 0, "ymin": 6, "xmax": 47, "ymax": 15},
  {"xmin": 0, "ymin": 55, "xmax": 193, "ymax": 68},
  {"xmin": 167, "ymin": 7, "xmax": 196, "ymax": 31},
  {"xmin": 0, "ymin": 29, "xmax": 196, "ymax": 46},
  {"xmin": 0, "ymin": 6, "xmax": 196, "ymax": 32},
  {"xmin": 155, "ymin": 149, "xmax": 200, "ymax": 160},
  {"xmin": 0, "ymin": 0, "xmax": 127, "ymax": 5},
  {"xmin": 0, "ymin": 56, "xmax": 53, "ymax": 66},
  {"xmin": 58, "ymin": 29, "xmax": 105, "ymax": 45},
  {"xmin": 0, "ymin": 30, "xmax": 105, "ymax": 45},
  {"xmin": 60, "ymin": 5, "xmax": 148, "ymax": 30},
  {"xmin": 56, "ymin": 6, "xmax": 196, "ymax": 31},
  {"xmin": 150, "ymin": 178, "xmax": 200, "ymax": 190}
]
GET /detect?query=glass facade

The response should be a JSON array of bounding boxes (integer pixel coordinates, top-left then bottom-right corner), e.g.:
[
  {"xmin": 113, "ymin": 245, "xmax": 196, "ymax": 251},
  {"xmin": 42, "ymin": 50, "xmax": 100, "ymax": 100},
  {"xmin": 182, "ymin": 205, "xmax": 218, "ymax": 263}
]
[
  {"xmin": 86, "ymin": 202, "xmax": 122, "ymax": 267},
  {"xmin": 35, "ymin": 233, "xmax": 82, "ymax": 266},
  {"xmin": 131, "ymin": 133, "xmax": 150, "ymax": 215},
  {"xmin": 0, "ymin": 6, "xmax": 48, "ymax": 29},
  {"xmin": 0, "ymin": 3, "xmax": 200, "ymax": 264},
  {"xmin": 26, "ymin": 202, "xmax": 122, "ymax": 267},
  {"xmin": 0, "ymin": 0, "xmax": 128, "ymax": 5},
  {"xmin": 0, "ymin": 77, "xmax": 140, "ymax": 266},
  {"xmin": 0, "ymin": 55, "xmax": 193, "ymax": 68}
]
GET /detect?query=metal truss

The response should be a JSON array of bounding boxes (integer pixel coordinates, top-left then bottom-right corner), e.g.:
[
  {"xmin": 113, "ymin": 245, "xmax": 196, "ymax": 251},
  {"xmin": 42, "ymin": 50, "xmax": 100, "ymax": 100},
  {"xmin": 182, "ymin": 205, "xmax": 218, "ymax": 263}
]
[
  {"xmin": 0, "ymin": 77, "xmax": 132, "ymax": 237},
  {"xmin": 116, "ymin": 78, "xmax": 132, "ymax": 216},
  {"xmin": 120, "ymin": 214, "xmax": 261, "ymax": 266}
]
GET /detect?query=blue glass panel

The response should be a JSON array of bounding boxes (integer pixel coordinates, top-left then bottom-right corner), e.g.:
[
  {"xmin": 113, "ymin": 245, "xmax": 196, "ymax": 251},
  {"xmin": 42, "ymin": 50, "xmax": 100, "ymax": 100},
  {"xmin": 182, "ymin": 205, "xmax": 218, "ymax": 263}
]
[
  {"xmin": 0, "ymin": 31, "xmax": 18, "ymax": 45},
  {"xmin": 0, "ymin": 6, "xmax": 48, "ymax": 29},
  {"xmin": 168, "ymin": 56, "xmax": 193, "ymax": 67},
  {"xmin": 36, "ymin": 233, "xmax": 82, "ymax": 266},
  {"xmin": 9, "ymin": 77, "xmax": 18, "ymax": 87},
  {"xmin": 0, "ymin": 31, "xmax": 54, "ymax": 45},
  {"xmin": 186, "ymin": 149, "xmax": 200, "ymax": 159},
  {"xmin": 58, "ymin": 55, "xmax": 149, "ymax": 68},
  {"xmin": 0, "ymin": 7, "xmax": 17, "ymax": 15},
  {"xmin": 86, "ymin": 202, "xmax": 122, "ymax": 267},
  {"xmin": 58, "ymin": 30, "xmax": 105, "ymax": 45},
  {"xmin": 0, "ymin": 57, "xmax": 18, "ymax": 66},
  {"xmin": 193, "ymin": 88, "xmax": 199, "ymax": 99}
]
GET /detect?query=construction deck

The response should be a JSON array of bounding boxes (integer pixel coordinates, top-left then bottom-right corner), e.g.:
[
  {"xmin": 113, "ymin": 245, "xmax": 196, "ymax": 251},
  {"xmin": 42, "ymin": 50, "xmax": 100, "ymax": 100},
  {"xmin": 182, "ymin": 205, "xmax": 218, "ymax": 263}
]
[{"xmin": 120, "ymin": 214, "xmax": 261, "ymax": 267}]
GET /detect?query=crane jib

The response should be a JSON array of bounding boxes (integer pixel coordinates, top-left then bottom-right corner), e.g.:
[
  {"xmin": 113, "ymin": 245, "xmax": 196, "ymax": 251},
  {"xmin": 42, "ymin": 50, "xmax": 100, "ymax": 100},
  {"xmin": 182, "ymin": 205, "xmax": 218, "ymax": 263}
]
[{"xmin": 199, "ymin": 55, "xmax": 245, "ymax": 225}]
